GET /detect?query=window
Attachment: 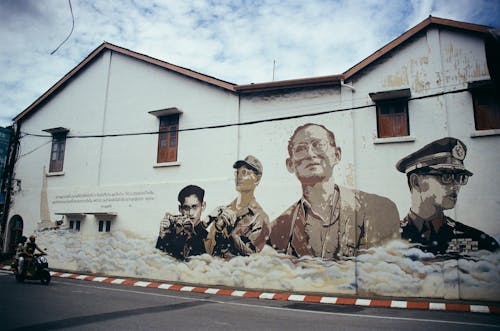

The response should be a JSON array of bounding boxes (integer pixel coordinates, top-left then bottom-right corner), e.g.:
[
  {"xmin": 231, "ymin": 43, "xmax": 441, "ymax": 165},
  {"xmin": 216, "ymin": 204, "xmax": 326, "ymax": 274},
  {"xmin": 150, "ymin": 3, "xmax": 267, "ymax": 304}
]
[
  {"xmin": 149, "ymin": 108, "xmax": 182, "ymax": 164},
  {"xmin": 43, "ymin": 127, "xmax": 69, "ymax": 172},
  {"xmin": 98, "ymin": 220, "xmax": 111, "ymax": 232},
  {"xmin": 69, "ymin": 220, "xmax": 81, "ymax": 231},
  {"xmin": 376, "ymin": 99, "xmax": 409, "ymax": 138},
  {"xmin": 157, "ymin": 114, "xmax": 179, "ymax": 163},
  {"xmin": 370, "ymin": 88, "xmax": 411, "ymax": 138},
  {"xmin": 470, "ymin": 83, "xmax": 500, "ymax": 130}
]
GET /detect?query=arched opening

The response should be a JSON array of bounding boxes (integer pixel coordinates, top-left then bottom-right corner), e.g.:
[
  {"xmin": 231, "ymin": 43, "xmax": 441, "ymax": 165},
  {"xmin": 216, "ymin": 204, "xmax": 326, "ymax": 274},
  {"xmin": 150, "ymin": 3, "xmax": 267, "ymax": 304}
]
[{"xmin": 7, "ymin": 215, "xmax": 23, "ymax": 255}]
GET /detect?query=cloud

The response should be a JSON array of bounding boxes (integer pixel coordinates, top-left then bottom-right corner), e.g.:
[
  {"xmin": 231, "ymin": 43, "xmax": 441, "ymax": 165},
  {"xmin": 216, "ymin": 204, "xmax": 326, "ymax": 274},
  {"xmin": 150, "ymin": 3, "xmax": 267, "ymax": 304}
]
[{"xmin": 0, "ymin": 0, "xmax": 498, "ymax": 127}]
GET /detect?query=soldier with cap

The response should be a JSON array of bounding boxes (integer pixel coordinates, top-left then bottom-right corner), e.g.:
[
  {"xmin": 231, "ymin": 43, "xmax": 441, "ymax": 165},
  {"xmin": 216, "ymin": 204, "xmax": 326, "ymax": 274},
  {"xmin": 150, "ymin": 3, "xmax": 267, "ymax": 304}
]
[
  {"xmin": 206, "ymin": 155, "xmax": 271, "ymax": 258},
  {"xmin": 396, "ymin": 137, "xmax": 499, "ymax": 255}
]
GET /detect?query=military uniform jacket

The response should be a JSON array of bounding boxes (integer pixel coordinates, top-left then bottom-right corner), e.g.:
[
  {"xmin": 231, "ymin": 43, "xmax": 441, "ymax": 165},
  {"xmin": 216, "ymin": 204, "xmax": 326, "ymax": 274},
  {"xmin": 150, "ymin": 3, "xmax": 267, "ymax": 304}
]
[
  {"xmin": 269, "ymin": 186, "xmax": 400, "ymax": 259},
  {"xmin": 401, "ymin": 213, "xmax": 499, "ymax": 255},
  {"xmin": 209, "ymin": 198, "xmax": 271, "ymax": 257}
]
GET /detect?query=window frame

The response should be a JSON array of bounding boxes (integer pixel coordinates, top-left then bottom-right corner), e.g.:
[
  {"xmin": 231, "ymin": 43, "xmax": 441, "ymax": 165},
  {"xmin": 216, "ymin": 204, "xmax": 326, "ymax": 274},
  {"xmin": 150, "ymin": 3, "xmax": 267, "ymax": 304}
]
[
  {"xmin": 148, "ymin": 108, "xmax": 183, "ymax": 165},
  {"xmin": 375, "ymin": 98, "xmax": 410, "ymax": 138},
  {"xmin": 369, "ymin": 88, "xmax": 411, "ymax": 139},
  {"xmin": 469, "ymin": 82, "xmax": 500, "ymax": 131},
  {"xmin": 43, "ymin": 127, "xmax": 69, "ymax": 173}
]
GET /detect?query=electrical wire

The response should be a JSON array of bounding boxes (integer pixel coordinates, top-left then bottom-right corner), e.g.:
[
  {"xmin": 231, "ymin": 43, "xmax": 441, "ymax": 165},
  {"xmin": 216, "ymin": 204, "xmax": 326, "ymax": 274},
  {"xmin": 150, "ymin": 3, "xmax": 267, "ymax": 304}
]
[
  {"xmin": 19, "ymin": 85, "xmax": 472, "ymax": 140},
  {"xmin": 50, "ymin": 0, "xmax": 75, "ymax": 55}
]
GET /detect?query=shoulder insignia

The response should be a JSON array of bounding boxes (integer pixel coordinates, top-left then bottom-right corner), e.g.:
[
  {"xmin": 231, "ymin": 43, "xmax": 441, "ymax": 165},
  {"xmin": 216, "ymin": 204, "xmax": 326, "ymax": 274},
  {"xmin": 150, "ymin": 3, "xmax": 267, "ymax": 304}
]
[{"xmin": 445, "ymin": 217, "xmax": 456, "ymax": 227}]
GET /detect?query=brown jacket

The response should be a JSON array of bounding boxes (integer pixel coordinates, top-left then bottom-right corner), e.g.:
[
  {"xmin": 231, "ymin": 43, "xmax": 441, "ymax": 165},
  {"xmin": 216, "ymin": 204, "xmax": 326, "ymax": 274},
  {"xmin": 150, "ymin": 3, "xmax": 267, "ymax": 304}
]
[{"xmin": 269, "ymin": 186, "xmax": 400, "ymax": 259}]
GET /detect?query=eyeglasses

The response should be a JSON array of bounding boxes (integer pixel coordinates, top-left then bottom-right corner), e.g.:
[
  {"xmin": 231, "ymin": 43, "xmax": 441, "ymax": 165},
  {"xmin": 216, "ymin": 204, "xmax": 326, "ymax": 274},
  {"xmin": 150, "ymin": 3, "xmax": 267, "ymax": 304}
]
[
  {"xmin": 180, "ymin": 203, "xmax": 201, "ymax": 212},
  {"xmin": 235, "ymin": 167, "xmax": 256, "ymax": 177},
  {"xmin": 292, "ymin": 140, "xmax": 331, "ymax": 159},
  {"xmin": 425, "ymin": 172, "xmax": 469, "ymax": 185}
]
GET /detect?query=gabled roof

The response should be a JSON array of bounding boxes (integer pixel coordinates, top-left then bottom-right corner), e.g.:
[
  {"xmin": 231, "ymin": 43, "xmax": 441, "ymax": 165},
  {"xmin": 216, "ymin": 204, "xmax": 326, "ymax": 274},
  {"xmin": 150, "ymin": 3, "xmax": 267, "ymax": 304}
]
[
  {"xmin": 14, "ymin": 42, "xmax": 237, "ymax": 123},
  {"xmin": 14, "ymin": 17, "xmax": 492, "ymax": 122},
  {"xmin": 342, "ymin": 16, "xmax": 491, "ymax": 80}
]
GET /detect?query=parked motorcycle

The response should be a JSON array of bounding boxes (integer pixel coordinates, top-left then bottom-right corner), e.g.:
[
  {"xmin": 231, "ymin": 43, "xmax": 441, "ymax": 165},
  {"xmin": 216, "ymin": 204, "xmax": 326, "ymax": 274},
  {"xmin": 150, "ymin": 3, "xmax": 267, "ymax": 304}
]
[{"xmin": 12, "ymin": 253, "xmax": 51, "ymax": 285}]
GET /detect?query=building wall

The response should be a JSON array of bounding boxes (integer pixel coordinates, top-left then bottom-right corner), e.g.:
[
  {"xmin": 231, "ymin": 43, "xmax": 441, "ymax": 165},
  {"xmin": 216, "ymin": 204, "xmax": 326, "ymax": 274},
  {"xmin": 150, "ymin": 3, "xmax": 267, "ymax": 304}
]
[{"xmin": 5, "ymin": 26, "xmax": 500, "ymax": 301}]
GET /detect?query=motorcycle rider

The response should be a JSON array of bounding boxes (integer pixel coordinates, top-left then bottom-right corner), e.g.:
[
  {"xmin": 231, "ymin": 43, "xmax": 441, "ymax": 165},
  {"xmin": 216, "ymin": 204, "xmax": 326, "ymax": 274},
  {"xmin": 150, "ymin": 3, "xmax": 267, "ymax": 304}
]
[
  {"xmin": 21, "ymin": 235, "xmax": 46, "ymax": 276},
  {"xmin": 12, "ymin": 236, "xmax": 27, "ymax": 273}
]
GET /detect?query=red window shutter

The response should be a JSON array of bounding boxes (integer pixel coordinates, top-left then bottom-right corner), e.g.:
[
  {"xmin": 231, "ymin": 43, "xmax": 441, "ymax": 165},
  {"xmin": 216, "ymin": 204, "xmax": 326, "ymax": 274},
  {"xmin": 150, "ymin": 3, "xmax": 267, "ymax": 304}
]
[
  {"xmin": 49, "ymin": 134, "xmax": 66, "ymax": 172},
  {"xmin": 157, "ymin": 114, "xmax": 179, "ymax": 163},
  {"xmin": 377, "ymin": 100, "xmax": 409, "ymax": 138}
]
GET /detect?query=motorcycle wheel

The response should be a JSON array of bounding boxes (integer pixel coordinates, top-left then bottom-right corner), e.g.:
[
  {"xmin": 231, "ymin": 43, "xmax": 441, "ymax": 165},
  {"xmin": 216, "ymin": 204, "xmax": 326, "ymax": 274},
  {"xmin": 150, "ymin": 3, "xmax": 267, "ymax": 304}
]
[{"xmin": 40, "ymin": 270, "xmax": 51, "ymax": 285}]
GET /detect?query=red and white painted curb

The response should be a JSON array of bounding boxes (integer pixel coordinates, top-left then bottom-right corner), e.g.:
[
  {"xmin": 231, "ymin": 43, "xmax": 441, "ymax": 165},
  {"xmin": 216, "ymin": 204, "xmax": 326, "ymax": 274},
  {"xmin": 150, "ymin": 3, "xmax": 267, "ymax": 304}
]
[{"xmin": 2, "ymin": 264, "xmax": 498, "ymax": 314}]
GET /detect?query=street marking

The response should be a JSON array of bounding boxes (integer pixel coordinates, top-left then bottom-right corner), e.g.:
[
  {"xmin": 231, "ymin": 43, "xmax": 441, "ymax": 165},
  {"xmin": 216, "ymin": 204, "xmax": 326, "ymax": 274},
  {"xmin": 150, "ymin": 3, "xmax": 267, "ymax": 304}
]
[{"xmin": 51, "ymin": 279, "xmax": 500, "ymax": 329}]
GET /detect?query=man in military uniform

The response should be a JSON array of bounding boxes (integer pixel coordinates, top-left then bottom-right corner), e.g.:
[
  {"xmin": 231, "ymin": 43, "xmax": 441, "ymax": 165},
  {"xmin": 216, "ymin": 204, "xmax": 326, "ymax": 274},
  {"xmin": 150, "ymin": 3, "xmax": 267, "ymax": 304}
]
[
  {"xmin": 396, "ymin": 137, "xmax": 499, "ymax": 255},
  {"xmin": 206, "ymin": 155, "xmax": 271, "ymax": 258}
]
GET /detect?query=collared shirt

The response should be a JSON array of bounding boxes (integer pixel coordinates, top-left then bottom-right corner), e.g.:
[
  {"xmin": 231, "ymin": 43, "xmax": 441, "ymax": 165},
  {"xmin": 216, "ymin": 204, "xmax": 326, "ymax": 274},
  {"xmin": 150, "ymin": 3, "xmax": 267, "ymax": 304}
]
[
  {"xmin": 301, "ymin": 186, "xmax": 341, "ymax": 257},
  {"xmin": 211, "ymin": 198, "xmax": 270, "ymax": 257}
]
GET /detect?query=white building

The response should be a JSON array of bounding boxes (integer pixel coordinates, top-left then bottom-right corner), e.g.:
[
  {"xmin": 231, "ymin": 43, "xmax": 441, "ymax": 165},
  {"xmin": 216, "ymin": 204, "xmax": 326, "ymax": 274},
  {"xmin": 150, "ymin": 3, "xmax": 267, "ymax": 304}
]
[{"xmin": 2, "ymin": 16, "xmax": 499, "ymax": 300}]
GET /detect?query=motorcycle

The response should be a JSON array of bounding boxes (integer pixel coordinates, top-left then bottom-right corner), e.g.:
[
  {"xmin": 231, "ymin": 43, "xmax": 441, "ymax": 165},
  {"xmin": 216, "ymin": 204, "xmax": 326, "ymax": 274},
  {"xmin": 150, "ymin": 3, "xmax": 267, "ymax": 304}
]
[{"xmin": 12, "ymin": 253, "xmax": 51, "ymax": 285}]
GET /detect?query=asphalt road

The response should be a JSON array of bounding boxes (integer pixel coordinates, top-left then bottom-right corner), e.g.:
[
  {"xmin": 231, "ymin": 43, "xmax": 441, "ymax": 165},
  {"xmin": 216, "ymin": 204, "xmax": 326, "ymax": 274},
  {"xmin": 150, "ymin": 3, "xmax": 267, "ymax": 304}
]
[{"xmin": 1, "ymin": 270, "xmax": 499, "ymax": 330}]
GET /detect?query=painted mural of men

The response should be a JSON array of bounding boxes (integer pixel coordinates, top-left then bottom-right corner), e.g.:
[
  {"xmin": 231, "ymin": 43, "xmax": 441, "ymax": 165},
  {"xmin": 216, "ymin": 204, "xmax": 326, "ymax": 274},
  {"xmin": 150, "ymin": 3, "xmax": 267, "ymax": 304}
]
[
  {"xmin": 155, "ymin": 185, "xmax": 210, "ymax": 260},
  {"xmin": 207, "ymin": 155, "xmax": 271, "ymax": 258},
  {"xmin": 396, "ymin": 137, "xmax": 499, "ymax": 255},
  {"xmin": 268, "ymin": 123, "xmax": 400, "ymax": 259}
]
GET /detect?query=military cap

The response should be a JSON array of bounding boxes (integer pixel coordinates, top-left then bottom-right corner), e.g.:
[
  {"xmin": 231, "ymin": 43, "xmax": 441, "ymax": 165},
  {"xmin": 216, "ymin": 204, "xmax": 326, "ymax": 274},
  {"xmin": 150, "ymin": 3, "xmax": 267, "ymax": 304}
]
[
  {"xmin": 396, "ymin": 137, "xmax": 473, "ymax": 175},
  {"xmin": 233, "ymin": 155, "xmax": 263, "ymax": 175}
]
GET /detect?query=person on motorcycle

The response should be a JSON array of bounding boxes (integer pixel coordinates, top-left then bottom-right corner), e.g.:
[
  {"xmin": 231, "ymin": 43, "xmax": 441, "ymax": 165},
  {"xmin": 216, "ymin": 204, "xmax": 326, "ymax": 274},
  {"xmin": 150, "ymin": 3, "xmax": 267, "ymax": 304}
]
[
  {"xmin": 21, "ymin": 235, "xmax": 46, "ymax": 275},
  {"xmin": 12, "ymin": 236, "xmax": 27, "ymax": 272}
]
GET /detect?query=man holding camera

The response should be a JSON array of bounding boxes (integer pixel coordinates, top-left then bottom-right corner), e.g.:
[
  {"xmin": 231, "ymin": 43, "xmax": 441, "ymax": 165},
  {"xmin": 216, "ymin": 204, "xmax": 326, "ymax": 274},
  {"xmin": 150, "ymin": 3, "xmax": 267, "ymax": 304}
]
[
  {"xmin": 155, "ymin": 185, "xmax": 210, "ymax": 260},
  {"xmin": 207, "ymin": 155, "xmax": 271, "ymax": 258}
]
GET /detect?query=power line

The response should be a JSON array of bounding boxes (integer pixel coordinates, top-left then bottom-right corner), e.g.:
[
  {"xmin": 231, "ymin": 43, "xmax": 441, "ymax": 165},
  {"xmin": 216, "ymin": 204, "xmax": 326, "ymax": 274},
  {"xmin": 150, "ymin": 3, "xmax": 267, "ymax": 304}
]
[
  {"xmin": 19, "ymin": 86, "xmax": 471, "ymax": 139},
  {"xmin": 50, "ymin": 0, "xmax": 75, "ymax": 55}
]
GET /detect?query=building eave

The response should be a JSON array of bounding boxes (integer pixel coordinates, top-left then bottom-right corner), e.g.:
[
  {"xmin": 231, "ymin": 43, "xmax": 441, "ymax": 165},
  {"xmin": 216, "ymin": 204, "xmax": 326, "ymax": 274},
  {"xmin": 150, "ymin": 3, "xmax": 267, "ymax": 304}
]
[
  {"xmin": 235, "ymin": 74, "xmax": 344, "ymax": 94},
  {"xmin": 13, "ymin": 42, "xmax": 237, "ymax": 123},
  {"xmin": 343, "ymin": 16, "xmax": 491, "ymax": 80}
]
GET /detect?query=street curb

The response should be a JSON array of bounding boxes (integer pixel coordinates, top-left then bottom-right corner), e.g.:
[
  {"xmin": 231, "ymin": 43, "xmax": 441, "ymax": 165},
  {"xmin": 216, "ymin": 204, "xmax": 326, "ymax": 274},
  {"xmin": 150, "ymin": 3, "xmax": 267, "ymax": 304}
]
[{"xmin": 2, "ymin": 264, "xmax": 499, "ymax": 314}]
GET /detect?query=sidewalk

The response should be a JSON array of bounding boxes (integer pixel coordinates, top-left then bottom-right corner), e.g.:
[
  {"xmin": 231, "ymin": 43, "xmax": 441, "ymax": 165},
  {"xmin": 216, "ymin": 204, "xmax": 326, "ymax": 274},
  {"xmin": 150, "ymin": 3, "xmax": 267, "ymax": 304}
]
[{"xmin": 1, "ymin": 263, "xmax": 499, "ymax": 315}]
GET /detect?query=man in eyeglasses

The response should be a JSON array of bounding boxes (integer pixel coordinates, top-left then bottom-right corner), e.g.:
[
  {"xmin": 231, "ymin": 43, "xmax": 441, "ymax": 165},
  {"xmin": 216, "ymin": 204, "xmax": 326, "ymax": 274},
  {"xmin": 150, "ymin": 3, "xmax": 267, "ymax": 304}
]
[
  {"xmin": 396, "ymin": 137, "xmax": 498, "ymax": 254},
  {"xmin": 155, "ymin": 185, "xmax": 210, "ymax": 259},
  {"xmin": 206, "ymin": 155, "xmax": 271, "ymax": 258},
  {"xmin": 269, "ymin": 123, "xmax": 400, "ymax": 259}
]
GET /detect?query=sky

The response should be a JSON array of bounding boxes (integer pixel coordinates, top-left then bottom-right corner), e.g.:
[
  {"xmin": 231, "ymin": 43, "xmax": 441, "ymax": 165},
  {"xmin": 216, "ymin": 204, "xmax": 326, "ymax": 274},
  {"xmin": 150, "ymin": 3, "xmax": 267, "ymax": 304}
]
[{"xmin": 0, "ymin": 0, "xmax": 499, "ymax": 127}]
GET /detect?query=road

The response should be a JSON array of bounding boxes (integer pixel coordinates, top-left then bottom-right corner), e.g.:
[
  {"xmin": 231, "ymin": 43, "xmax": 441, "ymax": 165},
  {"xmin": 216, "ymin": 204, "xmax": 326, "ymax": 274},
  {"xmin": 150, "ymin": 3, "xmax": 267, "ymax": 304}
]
[{"xmin": 1, "ymin": 270, "xmax": 499, "ymax": 330}]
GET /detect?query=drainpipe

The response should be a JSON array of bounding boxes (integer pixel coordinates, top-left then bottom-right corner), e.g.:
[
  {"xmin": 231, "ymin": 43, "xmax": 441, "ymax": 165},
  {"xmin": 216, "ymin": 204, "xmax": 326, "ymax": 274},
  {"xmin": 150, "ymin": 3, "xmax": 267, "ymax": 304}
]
[{"xmin": 0, "ymin": 123, "xmax": 20, "ymax": 254}]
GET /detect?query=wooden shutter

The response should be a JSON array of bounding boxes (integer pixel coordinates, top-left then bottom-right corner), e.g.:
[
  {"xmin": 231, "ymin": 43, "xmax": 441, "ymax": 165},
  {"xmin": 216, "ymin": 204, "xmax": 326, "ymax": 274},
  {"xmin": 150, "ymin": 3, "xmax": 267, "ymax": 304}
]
[
  {"xmin": 474, "ymin": 88, "xmax": 500, "ymax": 130},
  {"xmin": 377, "ymin": 100, "xmax": 409, "ymax": 138},
  {"xmin": 157, "ymin": 114, "xmax": 179, "ymax": 163},
  {"xmin": 49, "ymin": 133, "xmax": 66, "ymax": 172}
]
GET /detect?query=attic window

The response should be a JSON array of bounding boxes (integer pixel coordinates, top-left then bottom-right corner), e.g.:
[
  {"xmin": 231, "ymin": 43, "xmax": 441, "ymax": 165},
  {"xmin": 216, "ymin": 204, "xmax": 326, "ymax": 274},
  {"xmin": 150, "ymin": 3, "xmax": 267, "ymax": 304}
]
[{"xmin": 370, "ymin": 89, "xmax": 411, "ymax": 138}]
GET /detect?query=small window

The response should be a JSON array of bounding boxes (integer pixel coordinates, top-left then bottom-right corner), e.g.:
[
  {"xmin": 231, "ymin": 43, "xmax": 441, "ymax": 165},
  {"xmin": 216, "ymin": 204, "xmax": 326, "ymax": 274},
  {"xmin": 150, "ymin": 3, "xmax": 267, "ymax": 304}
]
[
  {"xmin": 376, "ymin": 99, "xmax": 409, "ymax": 138},
  {"xmin": 370, "ymin": 89, "xmax": 411, "ymax": 139},
  {"xmin": 69, "ymin": 220, "xmax": 80, "ymax": 231},
  {"xmin": 43, "ymin": 127, "xmax": 69, "ymax": 173},
  {"xmin": 471, "ymin": 86, "xmax": 500, "ymax": 130},
  {"xmin": 98, "ymin": 220, "xmax": 111, "ymax": 232},
  {"xmin": 157, "ymin": 114, "xmax": 179, "ymax": 163}
]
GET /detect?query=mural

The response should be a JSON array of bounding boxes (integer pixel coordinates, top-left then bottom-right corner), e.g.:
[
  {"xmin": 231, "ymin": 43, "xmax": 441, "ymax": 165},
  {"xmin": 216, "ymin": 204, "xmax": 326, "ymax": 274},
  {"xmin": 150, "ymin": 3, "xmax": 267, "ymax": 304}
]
[
  {"xmin": 268, "ymin": 123, "xmax": 400, "ymax": 259},
  {"xmin": 155, "ymin": 156, "xmax": 271, "ymax": 260},
  {"xmin": 396, "ymin": 137, "xmax": 499, "ymax": 254},
  {"xmin": 25, "ymin": 123, "xmax": 499, "ymax": 301}
]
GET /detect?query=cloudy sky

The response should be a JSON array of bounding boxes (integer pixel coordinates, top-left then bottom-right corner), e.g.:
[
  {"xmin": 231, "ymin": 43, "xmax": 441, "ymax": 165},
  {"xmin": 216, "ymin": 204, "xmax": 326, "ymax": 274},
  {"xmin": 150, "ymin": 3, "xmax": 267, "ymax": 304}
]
[{"xmin": 0, "ymin": 0, "xmax": 498, "ymax": 127}]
